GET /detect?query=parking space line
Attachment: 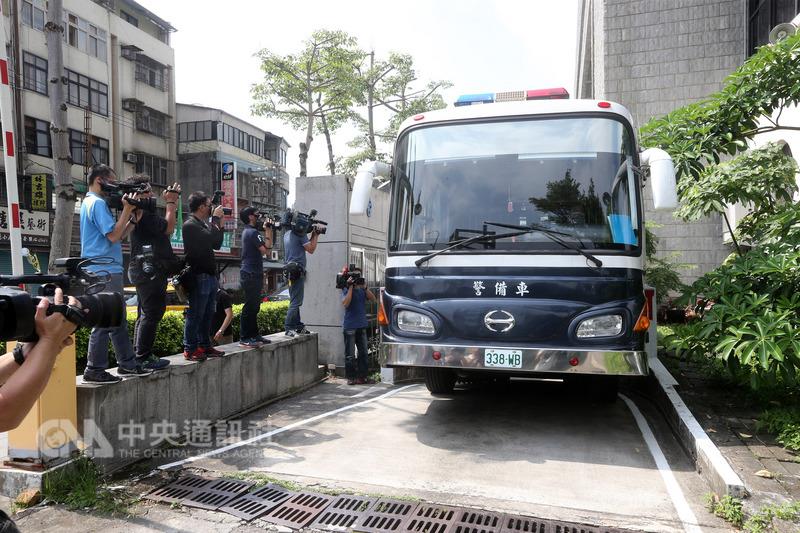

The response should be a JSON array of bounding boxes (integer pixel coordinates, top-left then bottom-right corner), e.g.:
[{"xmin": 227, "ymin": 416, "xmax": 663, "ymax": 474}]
[
  {"xmin": 352, "ymin": 386, "xmax": 383, "ymax": 398},
  {"xmin": 158, "ymin": 384, "xmax": 419, "ymax": 471},
  {"xmin": 620, "ymin": 394, "xmax": 703, "ymax": 533}
]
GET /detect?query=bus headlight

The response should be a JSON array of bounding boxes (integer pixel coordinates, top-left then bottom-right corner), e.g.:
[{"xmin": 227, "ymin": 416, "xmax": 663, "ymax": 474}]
[
  {"xmin": 396, "ymin": 310, "xmax": 436, "ymax": 335},
  {"xmin": 576, "ymin": 315, "xmax": 623, "ymax": 338}
]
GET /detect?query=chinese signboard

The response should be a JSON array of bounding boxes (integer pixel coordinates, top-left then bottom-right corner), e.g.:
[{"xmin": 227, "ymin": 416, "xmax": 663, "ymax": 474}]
[
  {"xmin": 220, "ymin": 162, "xmax": 238, "ymax": 254},
  {"xmin": 31, "ymin": 174, "xmax": 48, "ymax": 211},
  {"xmin": 0, "ymin": 208, "xmax": 50, "ymax": 245}
]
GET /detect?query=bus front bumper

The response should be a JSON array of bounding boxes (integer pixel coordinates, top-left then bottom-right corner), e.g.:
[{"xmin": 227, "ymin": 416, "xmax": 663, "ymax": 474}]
[{"xmin": 382, "ymin": 342, "xmax": 648, "ymax": 376}]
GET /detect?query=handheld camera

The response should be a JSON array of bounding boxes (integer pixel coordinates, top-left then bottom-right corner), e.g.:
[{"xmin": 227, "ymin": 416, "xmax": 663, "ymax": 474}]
[
  {"xmin": 335, "ymin": 264, "xmax": 365, "ymax": 289},
  {"xmin": 282, "ymin": 208, "xmax": 328, "ymax": 236},
  {"xmin": 211, "ymin": 190, "xmax": 233, "ymax": 216},
  {"xmin": 100, "ymin": 181, "xmax": 154, "ymax": 211}
]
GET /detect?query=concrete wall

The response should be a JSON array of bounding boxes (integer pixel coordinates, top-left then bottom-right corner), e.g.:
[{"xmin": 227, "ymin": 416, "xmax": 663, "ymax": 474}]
[
  {"xmin": 75, "ymin": 334, "xmax": 320, "ymax": 472},
  {"xmin": 582, "ymin": 0, "xmax": 746, "ymax": 284}
]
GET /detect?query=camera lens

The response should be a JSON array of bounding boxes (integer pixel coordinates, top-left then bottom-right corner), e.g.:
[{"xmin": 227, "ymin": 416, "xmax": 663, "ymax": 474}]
[{"xmin": 76, "ymin": 292, "xmax": 125, "ymax": 329}]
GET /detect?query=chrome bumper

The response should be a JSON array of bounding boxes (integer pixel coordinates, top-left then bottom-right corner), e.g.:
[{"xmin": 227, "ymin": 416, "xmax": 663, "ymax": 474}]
[{"xmin": 382, "ymin": 342, "xmax": 648, "ymax": 376}]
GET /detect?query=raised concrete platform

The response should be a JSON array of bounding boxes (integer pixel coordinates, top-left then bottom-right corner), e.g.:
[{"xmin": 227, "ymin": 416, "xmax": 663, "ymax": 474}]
[{"xmin": 0, "ymin": 333, "xmax": 322, "ymax": 496}]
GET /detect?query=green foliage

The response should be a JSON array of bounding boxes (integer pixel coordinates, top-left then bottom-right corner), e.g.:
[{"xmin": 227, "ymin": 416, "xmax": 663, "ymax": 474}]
[
  {"xmin": 74, "ymin": 302, "xmax": 289, "ymax": 368},
  {"xmin": 644, "ymin": 224, "xmax": 690, "ymax": 305},
  {"xmin": 758, "ymin": 407, "xmax": 800, "ymax": 452},
  {"xmin": 743, "ymin": 500, "xmax": 800, "ymax": 533},
  {"xmin": 43, "ymin": 456, "xmax": 132, "ymax": 515},
  {"xmin": 705, "ymin": 493, "xmax": 744, "ymax": 527}
]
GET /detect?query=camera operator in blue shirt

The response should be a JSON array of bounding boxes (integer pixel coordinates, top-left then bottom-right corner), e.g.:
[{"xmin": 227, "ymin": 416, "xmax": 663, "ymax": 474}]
[
  {"xmin": 340, "ymin": 266, "xmax": 376, "ymax": 385},
  {"xmin": 238, "ymin": 207, "xmax": 273, "ymax": 347},
  {"xmin": 282, "ymin": 216, "xmax": 320, "ymax": 337}
]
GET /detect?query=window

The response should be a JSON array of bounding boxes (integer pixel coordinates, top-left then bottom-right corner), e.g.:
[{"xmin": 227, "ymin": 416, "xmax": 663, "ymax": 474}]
[
  {"xmin": 135, "ymin": 107, "xmax": 168, "ymax": 137},
  {"xmin": 69, "ymin": 130, "xmax": 108, "ymax": 166},
  {"xmin": 22, "ymin": 52, "xmax": 47, "ymax": 95},
  {"xmin": 748, "ymin": 0, "xmax": 800, "ymax": 55},
  {"xmin": 66, "ymin": 70, "xmax": 108, "ymax": 115},
  {"xmin": 24, "ymin": 116, "xmax": 51, "ymax": 157},
  {"xmin": 177, "ymin": 121, "xmax": 215, "ymax": 142},
  {"xmin": 22, "ymin": 0, "xmax": 45, "ymax": 31},
  {"xmin": 64, "ymin": 11, "xmax": 107, "ymax": 62},
  {"xmin": 135, "ymin": 57, "xmax": 168, "ymax": 91},
  {"xmin": 134, "ymin": 154, "xmax": 169, "ymax": 185},
  {"xmin": 120, "ymin": 10, "xmax": 138, "ymax": 27}
]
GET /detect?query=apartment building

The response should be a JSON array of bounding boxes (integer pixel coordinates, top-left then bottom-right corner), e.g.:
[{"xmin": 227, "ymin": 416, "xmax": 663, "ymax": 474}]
[
  {"xmin": 0, "ymin": 0, "xmax": 175, "ymax": 273},
  {"xmin": 576, "ymin": 0, "xmax": 800, "ymax": 284},
  {"xmin": 176, "ymin": 103, "xmax": 290, "ymax": 291}
]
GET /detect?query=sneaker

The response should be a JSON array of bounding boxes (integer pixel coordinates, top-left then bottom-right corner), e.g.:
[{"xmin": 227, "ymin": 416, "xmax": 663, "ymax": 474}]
[
  {"xmin": 296, "ymin": 327, "xmax": 312, "ymax": 335},
  {"xmin": 184, "ymin": 348, "xmax": 207, "ymax": 362},
  {"xmin": 203, "ymin": 346, "xmax": 225, "ymax": 357},
  {"xmin": 238, "ymin": 339, "xmax": 262, "ymax": 348},
  {"xmin": 258, "ymin": 336, "xmax": 272, "ymax": 344},
  {"xmin": 118, "ymin": 365, "xmax": 154, "ymax": 377},
  {"xmin": 285, "ymin": 330, "xmax": 298, "ymax": 338},
  {"xmin": 356, "ymin": 377, "xmax": 367, "ymax": 385},
  {"xmin": 83, "ymin": 369, "xmax": 122, "ymax": 384},
  {"xmin": 347, "ymin": 379, "xmax": 356, "ymax": 385},
  {"xmin": 139, "ymin": 355, "xmax": 170, "ymax": 371}
]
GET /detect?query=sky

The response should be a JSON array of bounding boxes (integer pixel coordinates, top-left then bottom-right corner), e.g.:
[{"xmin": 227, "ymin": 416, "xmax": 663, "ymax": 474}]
[{"xmin": 137, "ymin": 0, "xmax": 581, "ymax": 202}]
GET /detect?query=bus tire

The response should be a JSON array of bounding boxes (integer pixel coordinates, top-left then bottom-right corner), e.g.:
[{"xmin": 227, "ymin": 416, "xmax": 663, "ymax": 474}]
[{"xmin": 424, "ymin": 368, "xmax": 456, "ymax": 394}]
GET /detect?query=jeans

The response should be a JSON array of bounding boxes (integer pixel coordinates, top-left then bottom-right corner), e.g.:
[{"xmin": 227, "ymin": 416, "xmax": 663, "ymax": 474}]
[
  {"xmin": 343, "ymin": 328, "xmax": 369, "ymax": 380},
  {"xmin": 87, "ymin": 273, "xmax": 136, "ymax": 371},
  {"xmin": 183, "ymin": 273, "xmax": 218, "ymax": 352},
  {"xmin": 131, "ymin": 271, "xmax": 167, "ymax": 361},
  {"xmin": 240, "ymin": 271, "xmax": 263, "ymax": 341},
  {"xmin": 284, "ymin": 275, "xmax": 305, "ymax": 332}
]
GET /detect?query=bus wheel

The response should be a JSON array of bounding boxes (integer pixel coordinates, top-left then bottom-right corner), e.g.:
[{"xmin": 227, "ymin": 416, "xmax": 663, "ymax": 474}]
[{"xmin": 424, "ymin": 368, "xmax": 457, "ymax": 394}]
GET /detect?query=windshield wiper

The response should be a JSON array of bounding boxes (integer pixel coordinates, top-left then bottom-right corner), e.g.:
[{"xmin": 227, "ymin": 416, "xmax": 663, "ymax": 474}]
[
  {"xmin": 483, "ymin": 221, "xmax": 603, "ymax": 268},
  {"xmin": 414, "ymin": 229, "xmax": 533, "ymax": 268}
]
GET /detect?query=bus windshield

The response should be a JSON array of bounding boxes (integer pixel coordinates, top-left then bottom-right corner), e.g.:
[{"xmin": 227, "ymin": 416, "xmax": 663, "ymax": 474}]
[{"xmin": 389, "ymin": 116, "xmax": 640, "ymax": 253}]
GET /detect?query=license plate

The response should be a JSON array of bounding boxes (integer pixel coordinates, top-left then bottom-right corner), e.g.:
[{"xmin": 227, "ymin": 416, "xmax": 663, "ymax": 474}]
[{"xmin": 484, "ymin": 349, "xmax": 523, "ymax": 368}]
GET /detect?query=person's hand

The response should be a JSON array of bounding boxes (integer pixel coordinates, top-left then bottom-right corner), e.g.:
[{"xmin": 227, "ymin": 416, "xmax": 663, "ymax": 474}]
[
  {"xmin": 213, "ymin": 330, "xmax": 223, "ymax": 342},
  {"xmin": 33, "ymin": 288, "xmax": 79, "ymax": 349},
  {"xmin": 122, "ymin": 193, "xmax": 137, "ymax": 212},
  {"xmin": 212, "ymin": 205, "xmax": 225, "ymax": 218},
  {"xmin": 163, "ymin": 183, "xmax": 181, "ymax": 203}
]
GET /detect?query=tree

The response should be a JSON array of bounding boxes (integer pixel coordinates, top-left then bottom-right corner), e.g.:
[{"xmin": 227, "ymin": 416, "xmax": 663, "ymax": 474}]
[
  {"xmin": 644, "ymin": 33, "xmax": 800, "ymax": 389},
  {"xmin": 252, "ymin": 30, "xmax": 362, "ymax": 177},
  {"xmin": 340, "ymin": 51, "xmax": 451, "ymax": 176}
]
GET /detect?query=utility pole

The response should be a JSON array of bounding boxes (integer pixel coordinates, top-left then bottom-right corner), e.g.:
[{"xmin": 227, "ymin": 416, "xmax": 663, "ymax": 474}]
[{"xmin": 45, "ymin": 0, "xmax": 76, "ymax": 271}]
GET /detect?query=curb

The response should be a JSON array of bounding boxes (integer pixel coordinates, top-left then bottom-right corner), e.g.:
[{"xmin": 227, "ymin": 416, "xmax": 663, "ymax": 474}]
[{"xmin": 646, "ymin": 358, "xmax": 748, "ymax": 498}]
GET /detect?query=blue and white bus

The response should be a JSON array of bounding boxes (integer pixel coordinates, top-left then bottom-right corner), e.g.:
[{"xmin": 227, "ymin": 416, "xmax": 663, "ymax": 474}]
[{"xmin": 350, "ymin": 89, "xmax": 678, "ymax": 398}]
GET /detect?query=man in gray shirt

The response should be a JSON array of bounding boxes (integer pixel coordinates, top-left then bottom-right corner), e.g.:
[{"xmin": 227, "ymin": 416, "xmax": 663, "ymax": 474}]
[{"xmin": 283, "ymin": 221, "xmax": 320, "ymax": 336}]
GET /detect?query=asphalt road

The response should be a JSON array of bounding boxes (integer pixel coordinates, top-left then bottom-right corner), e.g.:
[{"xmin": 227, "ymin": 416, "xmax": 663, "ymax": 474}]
[{"xmin": 154, "ymin": 378, "xmax": 730, "ymax": 533}]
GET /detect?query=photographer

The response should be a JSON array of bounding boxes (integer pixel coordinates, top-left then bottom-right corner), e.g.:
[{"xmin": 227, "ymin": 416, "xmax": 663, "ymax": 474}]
[
  {"xmin": 238, "ymin": 207, "xmax": 274, "ymax": 347},
  {"xmin": 182, "ymin": 191, "xmax": 225, "ymax": 361},
  {"xmin": 283, "ymin": 212, "xmax": 321, "ymax": 337},
  {"xmin": 340, "ymin": 266, "xmax": 376, "ymax": 385},
  {"xmin": 126, "ymin": 175, "xmax": 182, "ymax": 371},
  {"xmin": 0, "ymin": 288, "xmax": 79, "ymax": 431},
  {"xmin": 80, "ymin": 165, "xmax": 150, "ymax": 383}
]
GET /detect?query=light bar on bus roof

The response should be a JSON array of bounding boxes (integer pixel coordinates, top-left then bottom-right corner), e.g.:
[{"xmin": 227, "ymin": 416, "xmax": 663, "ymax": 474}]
[
  {"xmin": 454, "ymin": 93, "xmax": 495, "ymax": 106},
  {"xmin": 526, "ymin": 87, "xmax": 569, "ymax": 100}
]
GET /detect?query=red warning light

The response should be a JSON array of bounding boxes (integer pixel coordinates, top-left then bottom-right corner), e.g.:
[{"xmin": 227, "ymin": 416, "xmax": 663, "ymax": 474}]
[
  {"xmin": 597, "ymin": 101, "xmax": 611, "ymax": 108},
  {"xmin": 569, "ymin": 357, "xmax": 579, "ymax": 366},
  {"xmin": 413, "ymin": 114, "xmax": 425, "ymax": 121},
  {"xmin": 432, "ymin": 351, "xmax": 442, "ymax": 360}
]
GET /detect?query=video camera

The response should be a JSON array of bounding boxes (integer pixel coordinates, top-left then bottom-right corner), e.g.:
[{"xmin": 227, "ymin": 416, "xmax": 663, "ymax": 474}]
[
  {"xmin": 256, "ymin": 210, "xmax": 281, "ymax": 230},
  {"xmin": 335, "ymin": 264, "xmax": 365, "ymax": 289},
  {"xmin": 211, "ymin": 190, "xmax": 233, "ymax": 216},
  {"xmin": 281, "ymin": 208, "xmax": 328, "ymax": 236},
  {"xmin": 0, "ymin": 257, "xmax": 125, "ymax": 342},
  {"xmin": 100, "ymin": 181, "xmax": 154, "ymax": 211}
]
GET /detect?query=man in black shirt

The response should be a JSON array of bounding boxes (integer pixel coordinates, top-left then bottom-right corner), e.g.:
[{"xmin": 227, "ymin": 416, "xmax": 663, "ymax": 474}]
[
  {"xmin": 211, "ymin": 288, "xmax": 234, "ymax": 345},
  {"xmin": 127, "ymin": 175, "xmax": 181, "ymax": 371},
  {"xmin": 182, "ymin": 191, "xmax": 225, "ymax": 361}
]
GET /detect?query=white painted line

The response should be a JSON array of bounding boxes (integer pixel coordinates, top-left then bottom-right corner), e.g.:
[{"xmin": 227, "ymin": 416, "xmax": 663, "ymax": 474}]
[
  {"xmin": 352, "ymin": 386, "xmax": 383, "ymax": 398},
  {"xmin": 620, "ymin": 393, "xmax": 703, "ymax": 533},
  {"xmin": 159, "ymin": 384, "xmax": 419, "ymax": 470}
]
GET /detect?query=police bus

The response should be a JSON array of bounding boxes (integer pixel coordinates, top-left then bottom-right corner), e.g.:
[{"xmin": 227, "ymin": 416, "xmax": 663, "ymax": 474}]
[{"xmin": 350, "ymin": 88, "xmax": 678, "ymax": 399}]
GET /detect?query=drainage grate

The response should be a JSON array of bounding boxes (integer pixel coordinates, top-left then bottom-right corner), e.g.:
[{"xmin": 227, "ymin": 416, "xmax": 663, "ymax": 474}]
[
  {"xmin": 452, "ymin": 509, "xmax": 505, "ymax": 533},
  {"xmin": 308, "ymin": 494, "xmax": 378, "ymax": 531},
  {"xmin": 145, "ymin": 474, "xmax": 215, "ymax": 504},
  {"xmin": 354, "ymin": 498, "xmax": 419, "ymax": 533},
  {"xmin": 499, "ymin": 515, "xmax": 547, "ymax": 533},
  {"xmin": 262, "ymin": 491, "xmax": 335, "ymax": 529},
  {"xmin": 182, "ymin": 478, "xmax": 253, "ymax": 510},
  {"xmin": 552, "ymin": 524, "xmax": 624, "ymax": 533},
  {"xmin": 404, "ymin": 503, "xmax": 459, "ymax": 533},
  {"xmin": 218, "ymin": 483, "xmax": 294, "ymax": 521}
]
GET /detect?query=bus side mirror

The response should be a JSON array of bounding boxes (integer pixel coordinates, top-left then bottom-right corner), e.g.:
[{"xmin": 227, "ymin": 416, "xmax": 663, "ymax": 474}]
[
  {"xmin": 350, "ymin": 161, "xmax": 391, "ymax": 215},
  {"xmin": 641, "ymin": 148, "xmax": 678, "ymax": 211}
]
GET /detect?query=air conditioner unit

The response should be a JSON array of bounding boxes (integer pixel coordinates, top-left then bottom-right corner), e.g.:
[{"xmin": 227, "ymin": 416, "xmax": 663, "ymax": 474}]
[
  {"xmin": 124, "ymin": 152, "xmax": 138, "ymax": 164},
  {"xmin": 271, "ymin": 250, "xmax": 279, "ymax": 261},
  {"xmin": 122, "ymin": 98, "xmax": 143, "ymax": 112}
]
